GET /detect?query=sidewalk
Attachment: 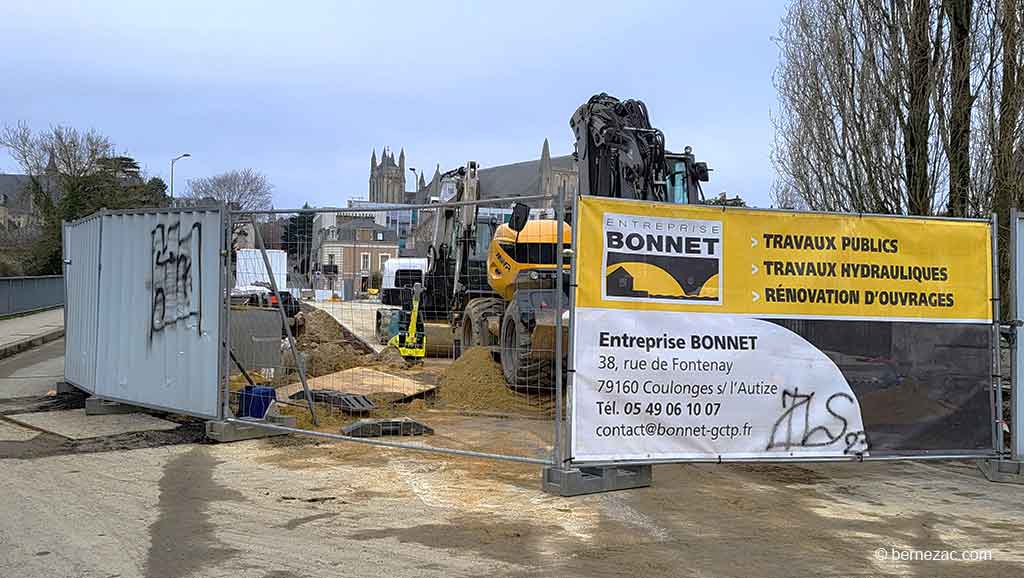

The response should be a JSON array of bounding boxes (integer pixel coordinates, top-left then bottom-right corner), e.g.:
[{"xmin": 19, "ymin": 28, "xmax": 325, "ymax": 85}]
[{"xmin": 0, "ymin": 308, "xmax": 64, "ymax": 360}]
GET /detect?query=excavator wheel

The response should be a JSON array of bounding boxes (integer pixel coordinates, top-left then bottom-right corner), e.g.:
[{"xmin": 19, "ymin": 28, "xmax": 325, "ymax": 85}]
[
  {"xmin": 461, "ymin": 297, "xmax": 503, "ymax": 349},
  {"xmin": 500, "ymin": 299, "xmax": 553, "ymax": 393}
]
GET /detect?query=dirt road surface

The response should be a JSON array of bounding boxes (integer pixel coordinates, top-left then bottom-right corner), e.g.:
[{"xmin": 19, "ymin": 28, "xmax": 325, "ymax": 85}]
[{"xmin": 1, "ymin": 429, "xmax": 1022, "ymax": 578}]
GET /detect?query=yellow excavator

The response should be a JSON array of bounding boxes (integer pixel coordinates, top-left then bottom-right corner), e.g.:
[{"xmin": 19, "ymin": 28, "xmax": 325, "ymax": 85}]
[{"xmin": 409, "ymin": 93, "xmax": 710, "ymax": 388}]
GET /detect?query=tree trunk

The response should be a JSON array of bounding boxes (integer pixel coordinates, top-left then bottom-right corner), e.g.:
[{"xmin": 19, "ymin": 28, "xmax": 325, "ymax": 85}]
[
  {"xmin": 994, "ymin": 0, "xmax": 1022, "ymax": 320},
  {"xmin": 946, "ymin": 0, "xmax": 972, "ymax": 217},
  {"xmin": 905, "ymin": 0, "xmax": 933, "ymax": 215}
]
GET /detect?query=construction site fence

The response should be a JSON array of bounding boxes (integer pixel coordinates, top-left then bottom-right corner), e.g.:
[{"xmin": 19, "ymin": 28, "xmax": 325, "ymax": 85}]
[
  {"xmin": 224, "ymin": 192, "xmax": 568, "ymax": 466},
  {"xmin": 564, "ymin": 196, "xmax": 1004, "ymax": 467},
  {"xmin": 219, "ymin": 196, "xmax": 1014, "ymax": 472}
]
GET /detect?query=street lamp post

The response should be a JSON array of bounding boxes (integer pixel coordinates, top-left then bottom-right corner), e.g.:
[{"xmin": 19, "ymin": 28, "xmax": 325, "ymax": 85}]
[{"xmin": 169, "ymin": 153, "xmax": 191, "ymax": 202}]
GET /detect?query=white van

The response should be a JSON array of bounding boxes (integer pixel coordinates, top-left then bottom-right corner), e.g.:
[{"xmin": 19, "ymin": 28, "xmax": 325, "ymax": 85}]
[{"xmin": 380, "ymin": 257, "xmax": 428, "ymax": 306}]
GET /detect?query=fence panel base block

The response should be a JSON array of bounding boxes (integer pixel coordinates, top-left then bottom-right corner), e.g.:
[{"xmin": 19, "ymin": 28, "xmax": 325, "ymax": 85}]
[
  {"xmin": 206, "ymin": 416, "xmax": 296, "ymax": 443},
  {"xmin": 978, "ymin": 458, "xmax": 1024, "ymax": 484},
  {"xmin": 543, "ymin": 465, "xmax": 652, "ymax": 496}
]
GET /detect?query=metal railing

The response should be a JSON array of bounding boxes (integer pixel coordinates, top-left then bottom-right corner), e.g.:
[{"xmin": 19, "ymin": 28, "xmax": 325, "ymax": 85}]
[{"xmin": 0, "ymin": 275, "xmax": 64, "ymax": 316}]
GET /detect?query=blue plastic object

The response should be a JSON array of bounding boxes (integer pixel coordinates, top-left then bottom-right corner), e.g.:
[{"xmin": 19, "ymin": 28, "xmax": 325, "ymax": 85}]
[{"xmin": 239, "ymin": 385, "xmax": 277, "ymax": 418}]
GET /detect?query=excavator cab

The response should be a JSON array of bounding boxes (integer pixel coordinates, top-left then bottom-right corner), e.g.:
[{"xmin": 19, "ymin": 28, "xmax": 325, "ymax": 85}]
[{"xmin": 665, "ymin": 147, "xmax": 711, "ymax": 204}]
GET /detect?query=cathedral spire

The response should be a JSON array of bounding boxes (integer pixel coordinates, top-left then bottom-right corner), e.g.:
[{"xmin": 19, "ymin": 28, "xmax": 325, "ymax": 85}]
[
  {"xmin": 540, "ymin": 138, "xmax": 552, "ymax": 195},
  {"xmin": 371, "ymin": 148, "xmax": 377, "ymax": 173},
  {"xmin": 430, "ymin": 163, "xmax": 441, "ymax": 195},
  {"xmin": 399, "ymin": 148, "xmax": 406, "ymax": 189}
]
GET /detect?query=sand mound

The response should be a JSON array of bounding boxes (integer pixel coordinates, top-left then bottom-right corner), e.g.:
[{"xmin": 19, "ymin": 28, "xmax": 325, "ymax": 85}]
[
  {"xmin": 438, "ymin": 347, "xmax": 550, "ymax": 413},
  {"xmin": 373, "ymin": 345, "xmax": 412, "ymax": 369},
  {"xmin": 282, "ymin": 308, "xmax": 375, "ymax": 378},
  {"xmin": 299, "ymin": 308, "xmax": 373, "ymax": 354},
  {"xmin": 302, "ymin": 342, "xmax": 366, "ymax": 377}
]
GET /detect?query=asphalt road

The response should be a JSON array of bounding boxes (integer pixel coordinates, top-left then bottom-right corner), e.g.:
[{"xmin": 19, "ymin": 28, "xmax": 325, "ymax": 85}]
[{"xmin": 0, "ymin": 338, "xmax": 64, "ymax": 399}]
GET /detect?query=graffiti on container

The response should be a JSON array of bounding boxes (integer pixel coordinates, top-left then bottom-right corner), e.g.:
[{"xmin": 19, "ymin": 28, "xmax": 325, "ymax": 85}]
[
  {"xmin": 150, "ymin": 221, "xmax": 203, "ymax": 341},
  {"xmin": 766, "ymin": 388, "xmax": 870, "ymax": 455}
]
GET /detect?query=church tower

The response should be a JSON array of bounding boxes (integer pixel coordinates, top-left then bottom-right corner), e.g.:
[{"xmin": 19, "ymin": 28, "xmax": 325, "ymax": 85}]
[{"xmin": 369, "ymin": 146, "xmax": 408, "ymax": 203}]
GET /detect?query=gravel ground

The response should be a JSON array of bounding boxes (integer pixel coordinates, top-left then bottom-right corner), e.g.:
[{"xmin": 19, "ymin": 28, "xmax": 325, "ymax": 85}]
[{"xmin": 1, "ymin": 425, "xmax": 1023, "ymax": 577}]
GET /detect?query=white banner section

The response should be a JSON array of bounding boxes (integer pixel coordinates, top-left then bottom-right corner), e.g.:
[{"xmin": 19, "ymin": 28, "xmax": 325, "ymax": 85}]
[{"xmin": 571, "ymin": 309, "xmax": 869, "ymax": 462}]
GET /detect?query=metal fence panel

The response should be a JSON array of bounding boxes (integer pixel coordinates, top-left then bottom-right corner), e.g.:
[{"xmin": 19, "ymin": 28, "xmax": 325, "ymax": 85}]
[
  {"xmin": 63, "ymin": 216, "xmax": 102, "ymax": 392},
  {"xmin": 568, "ymin": 196, "xmax": 998, "ymax": 465},
  {"xmin": 91, "ymin": 209, "xmax": 224, "ymax": 418},
  {"xmin": 230, "ymin": 307, "xmax": 283, "ymax": 370},
  {"xmin": 0, "ymin": 275, "xmax": 64, "ymax": 316},
  {"xmin": 227, "ymin": 195, "xmax": 563, "ymax": 464},
  {"xmin": 1013, "ymin": 212, "xmax": 1024, "ymax": 460}
]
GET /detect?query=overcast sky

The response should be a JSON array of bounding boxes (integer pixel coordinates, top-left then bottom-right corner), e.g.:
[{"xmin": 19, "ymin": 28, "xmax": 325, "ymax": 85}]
[{"xmin": 0, "ymin": 1, "xmax": 786, "ymax": 208}]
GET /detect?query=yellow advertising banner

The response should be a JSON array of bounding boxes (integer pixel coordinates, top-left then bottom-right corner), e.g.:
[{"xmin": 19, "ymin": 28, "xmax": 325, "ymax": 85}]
[{"xmin": 575, "ymin": 196, "xmax": 993, "ymax": 323}]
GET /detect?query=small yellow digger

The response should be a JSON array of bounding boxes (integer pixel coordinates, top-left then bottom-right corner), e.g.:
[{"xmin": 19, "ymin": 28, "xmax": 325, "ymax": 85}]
[{"xmin": 388, "ymin": 282, "xmax": 426, "ymax": 360}]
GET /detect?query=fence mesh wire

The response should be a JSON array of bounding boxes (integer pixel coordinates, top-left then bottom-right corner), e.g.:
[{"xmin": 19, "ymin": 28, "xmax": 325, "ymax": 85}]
[{"xmin": 224, "ymin": 200, "xmax": 565, "ymax": 463}]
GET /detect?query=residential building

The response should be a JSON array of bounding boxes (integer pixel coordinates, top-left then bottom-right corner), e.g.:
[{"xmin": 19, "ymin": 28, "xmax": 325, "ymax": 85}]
[{"xmin": 314, "ymin": 218, "xmax": 399, "ymax": 292}]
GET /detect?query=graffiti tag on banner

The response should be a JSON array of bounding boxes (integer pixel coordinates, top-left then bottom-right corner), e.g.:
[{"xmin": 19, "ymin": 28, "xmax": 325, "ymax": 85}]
[
  {"xmin": 575, "ymin": 196, "xmax": 992, "ymax": 322},
  {"xmin": 570, "ymin": 197, "xmax": 992, "ymax": 462}
]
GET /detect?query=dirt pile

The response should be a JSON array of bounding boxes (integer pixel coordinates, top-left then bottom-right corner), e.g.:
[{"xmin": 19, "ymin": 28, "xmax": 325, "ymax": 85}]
[
  {"xmin": 283, "ymin": 308, "xmax": 376, "ymax": 378},
  {"xmin": 298, "ymin": 308, "xmax": 373, "ymax": 354},
  {"xmin": 296, "ymin": 343, "xmax": 366, "ymax": 377},
  {"xmin": 373, "ymin": 345, "xmax": 412, "ymax": 370},
  {"xmin": 438, "ymin": 347, "xmax": 551, "ymax": 413}
]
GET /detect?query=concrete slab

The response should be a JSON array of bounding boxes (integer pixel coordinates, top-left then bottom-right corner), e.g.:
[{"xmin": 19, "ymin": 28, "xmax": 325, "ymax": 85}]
[
  {"xmin": 6, "ymin": 409, "xmax": 178, "ymax": 440},
  {"xmin": 0, "ymin": 419, "xmax": 40, "ymax": 442}
]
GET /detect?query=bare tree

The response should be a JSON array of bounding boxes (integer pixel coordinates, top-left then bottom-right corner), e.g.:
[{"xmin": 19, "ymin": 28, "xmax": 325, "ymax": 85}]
[
  {"xmin": 1, "ymin": 123, "xmax": 114, "ymax": 182},
  {"xmin": 186, "ymin": 169, "xmax": 273, "ymax": 211},
  {"xmin": 772, "ymin": 0, "xmax": 1024, "ymax": 221},
  {"xmin": 0, "ymin": 123, "xmax": 168, "ymax": 273},
  {"xmin": 771, "ymin": 181, "xmax": 810, "ymax": 210},
  {"xmin": 772, "ymin": 0, "xmax": 949, "ymax": 215},
  {"xmin": 945, "ymin": 0, "xmax": 973, "ymax": 216},
  {"xmin": 990, "ymin": 0, "xmax": 1024, "ymax": 315}
]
